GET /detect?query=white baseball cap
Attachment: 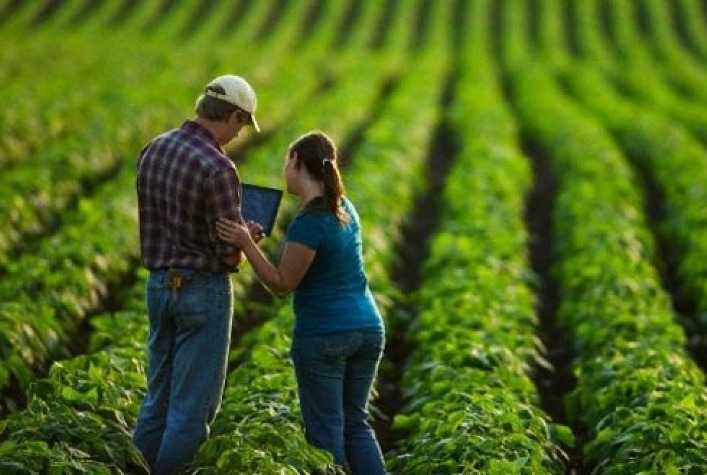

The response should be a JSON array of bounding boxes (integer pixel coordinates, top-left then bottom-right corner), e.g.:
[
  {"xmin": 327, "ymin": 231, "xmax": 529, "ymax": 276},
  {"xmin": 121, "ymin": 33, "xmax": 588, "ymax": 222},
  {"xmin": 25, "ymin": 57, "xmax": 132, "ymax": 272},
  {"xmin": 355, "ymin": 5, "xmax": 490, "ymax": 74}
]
[{"xmin": 204, "ymin": 75, "xmax": 260, "ymax": 132}]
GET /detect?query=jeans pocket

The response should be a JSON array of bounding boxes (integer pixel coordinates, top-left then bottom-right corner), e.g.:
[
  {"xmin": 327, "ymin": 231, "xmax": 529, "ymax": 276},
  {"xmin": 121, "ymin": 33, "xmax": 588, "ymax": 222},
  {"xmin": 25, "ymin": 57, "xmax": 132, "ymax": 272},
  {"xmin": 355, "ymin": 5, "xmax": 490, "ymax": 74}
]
[
  {"xmin": 322, "ymin": 332, "xmax": 363, "ymax": 358},
  {"xmin": 174, "ymin": 286, "xmax": 210, "ymax": 330}
]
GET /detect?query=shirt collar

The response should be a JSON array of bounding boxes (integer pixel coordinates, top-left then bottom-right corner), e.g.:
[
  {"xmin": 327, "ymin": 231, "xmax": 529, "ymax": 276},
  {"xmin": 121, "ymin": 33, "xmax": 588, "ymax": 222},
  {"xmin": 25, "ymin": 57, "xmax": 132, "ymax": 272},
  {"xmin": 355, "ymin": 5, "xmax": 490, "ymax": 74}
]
[{"xmin": 181, "ymin": 119, "xmax": 223, "ymax": 151}]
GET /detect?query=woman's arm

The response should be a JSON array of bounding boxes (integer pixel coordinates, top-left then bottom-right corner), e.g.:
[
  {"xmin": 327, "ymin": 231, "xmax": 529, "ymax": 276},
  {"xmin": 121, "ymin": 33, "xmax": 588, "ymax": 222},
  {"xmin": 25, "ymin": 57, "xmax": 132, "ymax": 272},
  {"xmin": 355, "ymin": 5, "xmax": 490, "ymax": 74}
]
[
  {"xmin": 216, "ymin": 218, "xmax": 315, "ymax": 296},
  {"xmin": 241, "ymin": 239, "xmax": 315, "ymax": 296}
]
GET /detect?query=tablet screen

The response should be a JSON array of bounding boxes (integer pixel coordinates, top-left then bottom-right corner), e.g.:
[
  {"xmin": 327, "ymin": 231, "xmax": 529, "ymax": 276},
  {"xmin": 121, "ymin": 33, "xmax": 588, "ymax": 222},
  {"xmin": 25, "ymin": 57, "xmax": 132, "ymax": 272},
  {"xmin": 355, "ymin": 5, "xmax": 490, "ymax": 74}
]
[{"xmin": 240, "ymin": 183, "xmax": 283, "ymax": 236}]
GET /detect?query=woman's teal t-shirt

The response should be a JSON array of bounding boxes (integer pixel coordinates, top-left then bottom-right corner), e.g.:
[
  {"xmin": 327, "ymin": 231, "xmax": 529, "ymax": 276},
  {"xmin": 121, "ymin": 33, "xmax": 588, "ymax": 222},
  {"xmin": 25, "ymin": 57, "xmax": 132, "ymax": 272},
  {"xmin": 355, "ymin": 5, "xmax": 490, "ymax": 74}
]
[{"xmin": 285, "ymin": 197, "xmax": 384, "ymax": 337}]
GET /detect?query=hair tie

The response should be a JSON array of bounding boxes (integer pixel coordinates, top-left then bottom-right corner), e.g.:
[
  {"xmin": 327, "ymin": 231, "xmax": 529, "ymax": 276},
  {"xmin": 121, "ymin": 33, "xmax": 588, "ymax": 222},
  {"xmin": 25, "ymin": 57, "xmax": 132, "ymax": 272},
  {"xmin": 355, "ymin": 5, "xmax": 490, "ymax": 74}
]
[{"xmin": 321, "ymin": 158, "xmax": 331, "ymax": 171}]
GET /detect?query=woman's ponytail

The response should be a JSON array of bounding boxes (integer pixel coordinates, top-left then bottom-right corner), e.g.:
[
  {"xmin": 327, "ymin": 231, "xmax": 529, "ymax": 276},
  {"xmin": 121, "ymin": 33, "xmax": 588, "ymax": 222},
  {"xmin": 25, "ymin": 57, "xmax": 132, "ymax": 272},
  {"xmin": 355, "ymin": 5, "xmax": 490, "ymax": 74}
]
[{"xmin": 321, "ymin": 158, "xmax": 347, "ymax": 224}]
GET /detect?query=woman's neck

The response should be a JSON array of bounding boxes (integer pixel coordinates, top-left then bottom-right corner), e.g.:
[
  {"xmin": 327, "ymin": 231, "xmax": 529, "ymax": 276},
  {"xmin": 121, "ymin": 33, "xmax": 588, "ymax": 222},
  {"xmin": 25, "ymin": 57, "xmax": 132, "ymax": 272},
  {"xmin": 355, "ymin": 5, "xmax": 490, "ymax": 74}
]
[{"xmin": 298, "ymin": 180, "xmax": 325, "ymax": 207}]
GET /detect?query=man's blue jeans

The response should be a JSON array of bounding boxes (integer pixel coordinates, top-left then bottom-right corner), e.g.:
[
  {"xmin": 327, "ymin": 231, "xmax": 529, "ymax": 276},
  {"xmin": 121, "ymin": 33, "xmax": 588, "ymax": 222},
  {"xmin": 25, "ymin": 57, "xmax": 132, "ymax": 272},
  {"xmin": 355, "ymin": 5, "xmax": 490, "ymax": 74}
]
[
  {"xmin": 291, "ymin": 331, "xmax": 386, "ymax": 475},
  {"xmin": 132, "ymin": 268, "xmax": 233, "ymax": 475}
]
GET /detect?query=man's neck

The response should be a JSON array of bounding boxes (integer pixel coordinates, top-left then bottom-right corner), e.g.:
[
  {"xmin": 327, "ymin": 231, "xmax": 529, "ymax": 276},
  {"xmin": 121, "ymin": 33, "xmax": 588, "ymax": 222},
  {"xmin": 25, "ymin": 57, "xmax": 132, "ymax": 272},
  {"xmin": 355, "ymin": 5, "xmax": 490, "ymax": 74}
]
[{"xmin": 194, "ymin": 117, "xmax": 228, "ymax": 145}]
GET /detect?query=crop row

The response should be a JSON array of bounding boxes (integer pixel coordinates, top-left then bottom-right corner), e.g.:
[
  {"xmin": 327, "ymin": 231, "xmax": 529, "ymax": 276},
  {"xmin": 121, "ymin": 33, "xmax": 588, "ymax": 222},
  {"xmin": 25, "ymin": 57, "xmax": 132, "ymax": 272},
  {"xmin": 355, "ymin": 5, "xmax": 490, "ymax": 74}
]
[
  {"xmin": 0, "ymin": 274, "xmax": 150, "ymax": 473},
  {"xmin": 509, "ymin": 60, "xmax": 707, "ymax": 472},
  {"xmin": 498, "ymin": 0, "xmax": 707, "ymax": 471},
  {"xmin": 0, "ymin": 164, "xmax": 139, "ymax": 414},
  {"xmin": 1, "ymin": 0, "xmax": 707, "ymax": 473},
  {"xmin": 531, "ymin": 0, "xmax": 707, "ymax": 338},
  {"xmin": 388, "ymin": 1, "xmax": 570, "ymax": 473},
  {"xmin": 545, "ymin": 0, "xmax": 707, "ymax": 348}
]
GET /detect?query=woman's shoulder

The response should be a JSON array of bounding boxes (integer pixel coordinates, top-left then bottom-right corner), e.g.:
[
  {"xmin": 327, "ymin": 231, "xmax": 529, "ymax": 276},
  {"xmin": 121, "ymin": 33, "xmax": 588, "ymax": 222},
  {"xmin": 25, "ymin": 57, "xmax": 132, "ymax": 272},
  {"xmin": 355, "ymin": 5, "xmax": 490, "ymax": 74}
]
[
  {"xmin": 341, "ymin": 196, "xmax": 359, "ymax": 222},
  {"xmin": 292, "ymin": 205, "xmax": 330, "ymax": 231}
]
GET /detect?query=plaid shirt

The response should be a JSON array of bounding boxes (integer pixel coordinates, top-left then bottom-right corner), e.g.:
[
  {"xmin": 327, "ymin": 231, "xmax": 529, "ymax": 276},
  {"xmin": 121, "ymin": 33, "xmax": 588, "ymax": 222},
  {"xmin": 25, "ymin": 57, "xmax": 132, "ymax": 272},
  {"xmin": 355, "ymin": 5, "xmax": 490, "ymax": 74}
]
[{"xmin": 137, "ymin": 120, "xmax": 243, "ymax": 273}]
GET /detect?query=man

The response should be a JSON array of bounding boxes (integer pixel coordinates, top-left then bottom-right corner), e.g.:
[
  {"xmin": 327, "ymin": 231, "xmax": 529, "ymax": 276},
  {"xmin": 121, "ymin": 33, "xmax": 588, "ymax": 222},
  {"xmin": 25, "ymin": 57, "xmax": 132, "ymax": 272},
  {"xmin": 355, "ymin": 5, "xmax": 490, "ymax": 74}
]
[{"xmin": 133, "ymin": 74, "xmax": 261, "ymax": 474}]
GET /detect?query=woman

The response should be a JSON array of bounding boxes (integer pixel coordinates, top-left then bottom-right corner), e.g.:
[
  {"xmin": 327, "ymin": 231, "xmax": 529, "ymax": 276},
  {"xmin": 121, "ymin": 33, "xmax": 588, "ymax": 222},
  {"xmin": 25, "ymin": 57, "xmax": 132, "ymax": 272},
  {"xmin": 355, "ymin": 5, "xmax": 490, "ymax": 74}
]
[{"xmin": 216, "ymin": 131, "xmax": 386, "ymax": 474}]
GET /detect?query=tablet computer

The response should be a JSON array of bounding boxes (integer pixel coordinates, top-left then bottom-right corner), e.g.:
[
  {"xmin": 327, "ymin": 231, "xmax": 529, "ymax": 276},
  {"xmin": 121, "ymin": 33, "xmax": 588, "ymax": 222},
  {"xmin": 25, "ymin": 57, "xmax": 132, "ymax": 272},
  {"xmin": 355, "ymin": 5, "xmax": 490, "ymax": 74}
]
[{"xmin": 241, "ymin": 183, "xmax": 283, "ymax": 236}]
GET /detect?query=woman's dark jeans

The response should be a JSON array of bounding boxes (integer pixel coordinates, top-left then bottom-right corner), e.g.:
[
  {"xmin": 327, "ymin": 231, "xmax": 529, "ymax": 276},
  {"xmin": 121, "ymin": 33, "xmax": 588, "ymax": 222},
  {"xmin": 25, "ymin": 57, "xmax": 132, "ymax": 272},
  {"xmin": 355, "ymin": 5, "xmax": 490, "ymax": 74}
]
[{"xmin": 291, "ymin": 331, "xmax": 386, "ymax": 475}]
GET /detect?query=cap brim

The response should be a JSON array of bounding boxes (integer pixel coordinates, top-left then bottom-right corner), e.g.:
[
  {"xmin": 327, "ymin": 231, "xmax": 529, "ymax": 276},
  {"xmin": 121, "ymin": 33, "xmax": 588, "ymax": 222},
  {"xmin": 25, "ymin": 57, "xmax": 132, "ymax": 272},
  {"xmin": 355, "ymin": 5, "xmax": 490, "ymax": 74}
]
[{"xmin": 250, "ymin": 114, "xmax": 260, "ymax": 133}]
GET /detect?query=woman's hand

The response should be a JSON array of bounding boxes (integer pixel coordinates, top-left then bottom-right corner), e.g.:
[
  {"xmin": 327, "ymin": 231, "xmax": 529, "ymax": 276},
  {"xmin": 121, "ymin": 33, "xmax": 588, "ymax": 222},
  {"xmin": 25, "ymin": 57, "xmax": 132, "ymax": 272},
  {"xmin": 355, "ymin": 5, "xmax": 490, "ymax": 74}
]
[
  {"xmin": 245, "ymin": 220, "xmax": 266, "ymax": 243},
  {"xmin": 217, "ymin": 218, "xmax": 254, "ymax": 247}
]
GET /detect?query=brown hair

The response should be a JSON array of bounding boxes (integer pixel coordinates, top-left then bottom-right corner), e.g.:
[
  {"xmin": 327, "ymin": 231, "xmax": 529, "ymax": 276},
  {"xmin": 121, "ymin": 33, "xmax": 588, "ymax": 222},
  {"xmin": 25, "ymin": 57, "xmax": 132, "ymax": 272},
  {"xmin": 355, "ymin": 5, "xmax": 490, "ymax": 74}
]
[
  {"xmin": 289, "ymin": 131, "xmax": 348, "ymax": 225},
  {"xmin": 195, "ymin": 84, "xmax": 240, "ymax": 121}
]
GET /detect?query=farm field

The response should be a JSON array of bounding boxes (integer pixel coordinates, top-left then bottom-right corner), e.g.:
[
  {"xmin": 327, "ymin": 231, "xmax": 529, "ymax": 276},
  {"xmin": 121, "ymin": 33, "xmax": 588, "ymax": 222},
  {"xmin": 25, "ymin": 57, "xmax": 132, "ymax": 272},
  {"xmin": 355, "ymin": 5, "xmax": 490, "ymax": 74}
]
[{"xmin": 1, "ymin": 0, "xmax": 707, "ymax": 473}]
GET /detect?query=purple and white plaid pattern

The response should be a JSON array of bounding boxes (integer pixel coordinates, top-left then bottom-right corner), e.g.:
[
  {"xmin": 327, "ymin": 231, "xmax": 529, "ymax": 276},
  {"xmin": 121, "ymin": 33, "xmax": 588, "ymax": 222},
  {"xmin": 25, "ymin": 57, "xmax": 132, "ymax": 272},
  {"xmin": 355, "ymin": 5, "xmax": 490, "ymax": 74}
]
[{"xmin": 137, "ymin": 120, "xmax": 243, "ymax": 272}]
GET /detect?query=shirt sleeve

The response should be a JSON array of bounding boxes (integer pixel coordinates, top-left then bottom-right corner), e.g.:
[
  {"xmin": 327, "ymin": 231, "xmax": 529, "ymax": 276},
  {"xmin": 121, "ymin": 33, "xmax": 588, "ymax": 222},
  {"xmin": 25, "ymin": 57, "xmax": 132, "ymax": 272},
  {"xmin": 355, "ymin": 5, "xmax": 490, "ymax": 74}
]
[
  {"xmin": 205, "ymin": 163, "xmax": 243, "ymax": 258},
  {"xmin": 286, "ymin": 213, "xmax": 325, "ymax": 250}
]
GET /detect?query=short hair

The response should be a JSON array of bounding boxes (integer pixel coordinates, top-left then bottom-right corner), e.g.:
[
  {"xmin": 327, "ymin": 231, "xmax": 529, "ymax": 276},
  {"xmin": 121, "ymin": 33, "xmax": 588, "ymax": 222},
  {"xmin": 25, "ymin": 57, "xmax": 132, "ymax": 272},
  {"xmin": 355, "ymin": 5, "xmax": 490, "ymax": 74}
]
[{"xmin": 195, "ymin": 84, "xmax": 238, "ymax": 121}]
